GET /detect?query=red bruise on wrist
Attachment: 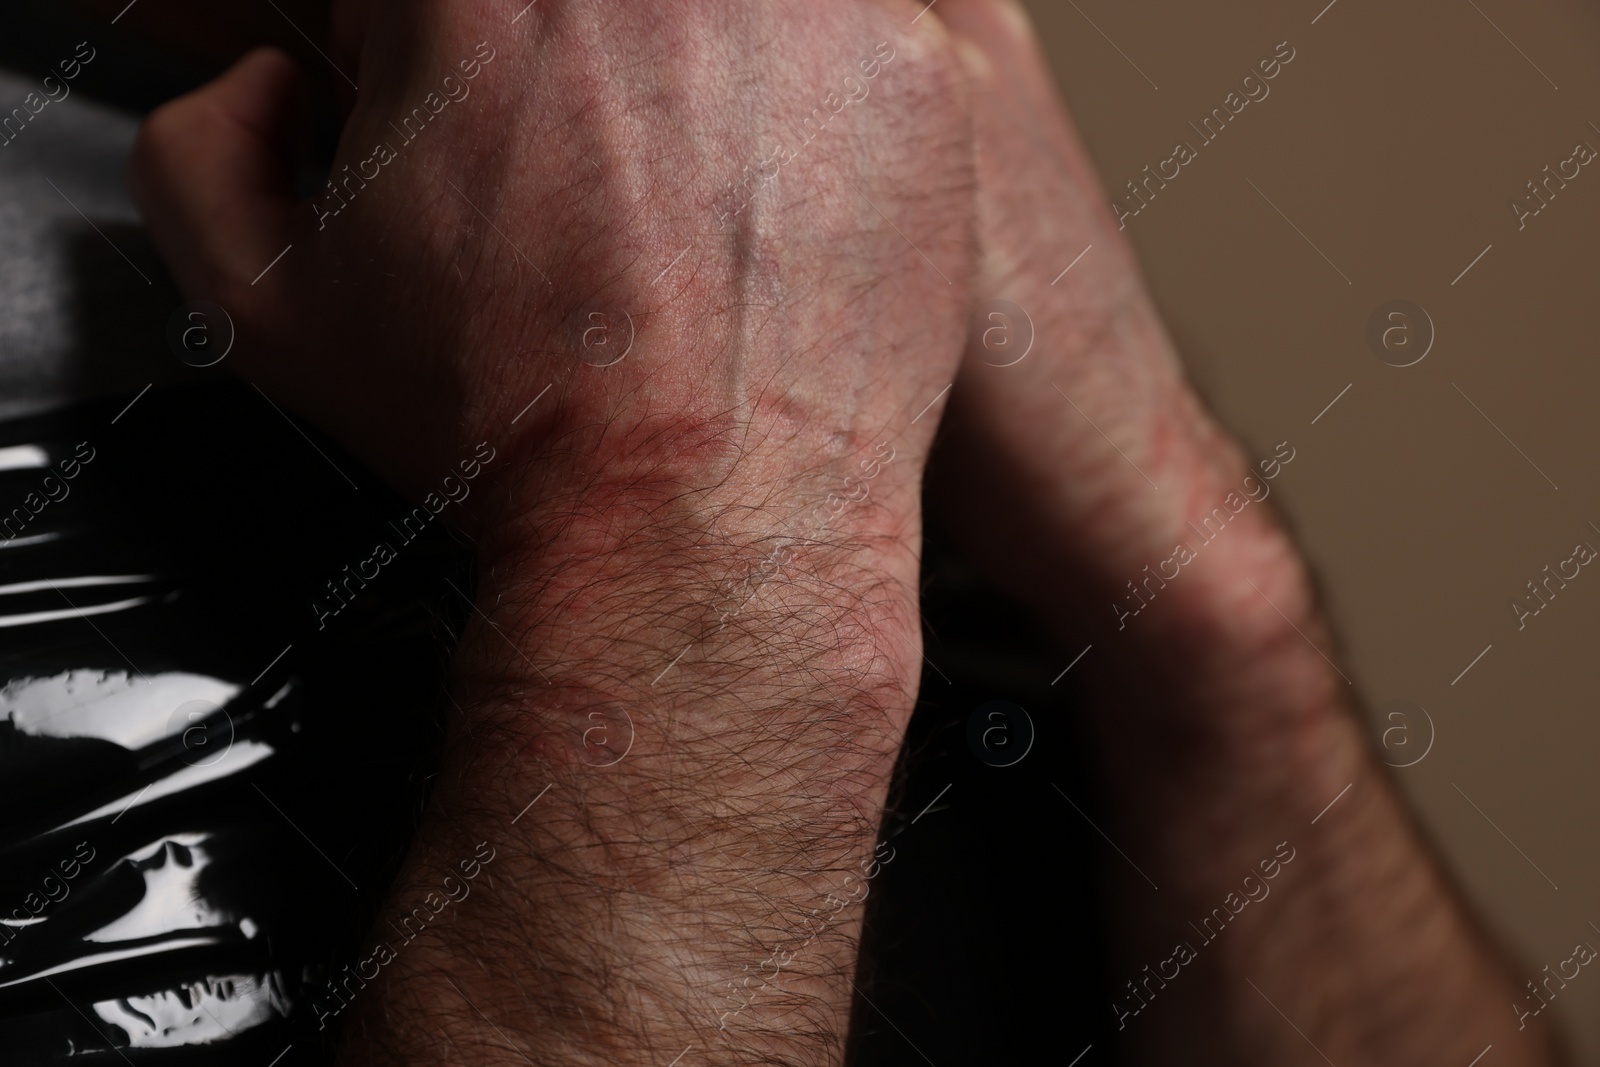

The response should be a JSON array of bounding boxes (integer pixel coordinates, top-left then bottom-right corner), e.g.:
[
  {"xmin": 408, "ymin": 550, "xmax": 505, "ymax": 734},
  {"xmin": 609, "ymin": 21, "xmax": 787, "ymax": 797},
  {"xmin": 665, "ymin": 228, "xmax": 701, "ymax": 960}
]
[{"xmin": 446, "ymin": 485, "xmax": 927, "ymax": 776}]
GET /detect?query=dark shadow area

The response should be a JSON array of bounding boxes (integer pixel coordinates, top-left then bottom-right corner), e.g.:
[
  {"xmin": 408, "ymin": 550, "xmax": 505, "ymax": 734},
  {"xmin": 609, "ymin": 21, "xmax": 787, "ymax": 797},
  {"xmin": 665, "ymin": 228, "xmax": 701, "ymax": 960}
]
[
  {"xmin": 59, "ymin": 222, "xmax": 195, "ymax": 401},
  {"xmin": 0, "ymin": 0, "xmax": 212, "ymax": 116},
  {"xmin": 848, "ymin": 521, "xmax": 1110, "ymax": 1065}
]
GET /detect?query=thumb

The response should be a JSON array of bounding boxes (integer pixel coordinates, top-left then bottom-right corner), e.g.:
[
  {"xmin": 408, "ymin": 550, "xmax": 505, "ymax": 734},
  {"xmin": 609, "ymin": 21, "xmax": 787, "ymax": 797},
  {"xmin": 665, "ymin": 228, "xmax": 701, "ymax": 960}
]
[{"xmin": 130, "ymin": 47, "xmax": 309, "ymax": 302}]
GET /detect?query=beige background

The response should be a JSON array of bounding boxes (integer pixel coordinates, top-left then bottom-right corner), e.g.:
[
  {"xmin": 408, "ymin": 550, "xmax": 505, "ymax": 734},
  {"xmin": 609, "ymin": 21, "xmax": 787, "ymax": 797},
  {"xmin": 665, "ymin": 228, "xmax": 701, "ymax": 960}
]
[{"xmin": 1026, "ymin": 0, "xmax": 1600, "ymax": 1057}]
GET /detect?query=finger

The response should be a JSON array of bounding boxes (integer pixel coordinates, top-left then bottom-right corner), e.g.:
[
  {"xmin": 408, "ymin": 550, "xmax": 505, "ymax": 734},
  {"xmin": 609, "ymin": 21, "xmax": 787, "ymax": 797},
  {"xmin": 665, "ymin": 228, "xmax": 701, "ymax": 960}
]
[{"xmin": 130, "ymin": 47, "xmax": 309, "ymax": 302}]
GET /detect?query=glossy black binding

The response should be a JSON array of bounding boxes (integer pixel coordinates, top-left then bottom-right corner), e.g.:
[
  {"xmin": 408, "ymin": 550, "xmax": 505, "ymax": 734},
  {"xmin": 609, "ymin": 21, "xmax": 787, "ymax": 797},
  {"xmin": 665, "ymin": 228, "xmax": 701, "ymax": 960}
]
[{"xmin": 0, "ymin": 383, "xmax": 468, "ymax": 1065}]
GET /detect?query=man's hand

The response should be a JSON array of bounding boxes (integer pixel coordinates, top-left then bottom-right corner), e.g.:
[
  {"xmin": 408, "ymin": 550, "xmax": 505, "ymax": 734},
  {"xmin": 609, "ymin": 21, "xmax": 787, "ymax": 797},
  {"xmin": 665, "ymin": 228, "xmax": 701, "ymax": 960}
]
[
  {"xmin": 130, "ymin": 2, "xmax": 975, "ymax": 1064},
  {"xmin": 932, "ymin": 2, "xmax": 1566, "ymax": 1064},
  {"xmin": 131, "ymin": 0, "xmax": 970, "ymax": 514}
]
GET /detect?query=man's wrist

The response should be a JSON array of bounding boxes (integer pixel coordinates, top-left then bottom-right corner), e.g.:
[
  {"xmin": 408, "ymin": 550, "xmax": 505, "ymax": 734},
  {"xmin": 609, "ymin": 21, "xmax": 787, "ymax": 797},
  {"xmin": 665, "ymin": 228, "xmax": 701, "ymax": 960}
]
[
  {"xmin": 337, "ymin": 514, "xmax": 918, "ymax": 1066},
  {"xmin": 1078, "ymin": 512, "xmax": 1344, "ymax": 759},
  {"xmin": 473, "ymin": 465, "xmax": 916, "ymax": 704}
]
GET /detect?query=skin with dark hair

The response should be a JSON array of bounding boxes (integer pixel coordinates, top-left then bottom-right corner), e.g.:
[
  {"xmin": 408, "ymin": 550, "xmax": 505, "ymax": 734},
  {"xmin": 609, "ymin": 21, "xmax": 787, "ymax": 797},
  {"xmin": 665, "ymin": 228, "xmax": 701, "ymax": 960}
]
[
  {"xmin": 933, "ymin": 4, "xmax": 1568, "ymax": 1063},
  {"xmin": 124, "ymin": 0, "xmax": 1568, "ymax": 1064},
  {"xmin": 134, "ymin": 2, "xmax": 973, "ymax": 1063}
]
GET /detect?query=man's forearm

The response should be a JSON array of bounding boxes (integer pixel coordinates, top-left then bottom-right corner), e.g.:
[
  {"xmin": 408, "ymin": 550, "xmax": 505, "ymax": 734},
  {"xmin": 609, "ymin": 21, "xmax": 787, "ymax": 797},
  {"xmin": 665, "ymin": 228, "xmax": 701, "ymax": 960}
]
[
  {"xmin": 1074, "ymin": 542, "xmax": 1569, "ymax": 1066},
  {"xmin": 123, "ymin": 0, "xmax": 976, "ymax": 1059},
  {"xmin": 913, "ymin": 0, "xmax": 1552, "ymax": 1055},
  {"xmin": 931, "ymin": 232, "xmax": 1563, "ymax": 1060},
  {"xmin": 334, "ymin": 461, "xmax": 923, "ymax": 1067}
]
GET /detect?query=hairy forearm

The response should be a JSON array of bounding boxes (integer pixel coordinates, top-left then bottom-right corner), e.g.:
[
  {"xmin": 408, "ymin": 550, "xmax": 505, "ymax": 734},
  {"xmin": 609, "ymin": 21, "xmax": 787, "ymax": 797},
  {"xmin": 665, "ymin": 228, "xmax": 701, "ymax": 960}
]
[
  {"xmin": 935, "ymin": 280, "xmax": 1563, "ymax": 1061},
  {"xmin": 922, "ymin": 1, "xmax": 1547, "ymax": 1048},
  {"xmin": 1071, "ymin": 525, "xmax": 1568, "ymax": 1066},
  {"xmin": 333, "ymin": 449, "xmax": 922, "ymax": 1067},
  {"xmin": 128, "ymin": 1, "xmax": 972, "ymax": 1058}
]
